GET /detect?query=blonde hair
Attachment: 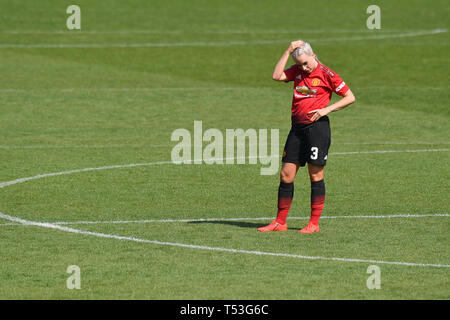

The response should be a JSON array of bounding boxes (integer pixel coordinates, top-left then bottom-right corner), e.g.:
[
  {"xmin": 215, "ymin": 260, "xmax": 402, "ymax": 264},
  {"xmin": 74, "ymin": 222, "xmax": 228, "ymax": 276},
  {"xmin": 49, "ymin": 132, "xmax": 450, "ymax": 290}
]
[{"xmin": 292, "ymin": 40, "xmax": 314, "ymax": 59}]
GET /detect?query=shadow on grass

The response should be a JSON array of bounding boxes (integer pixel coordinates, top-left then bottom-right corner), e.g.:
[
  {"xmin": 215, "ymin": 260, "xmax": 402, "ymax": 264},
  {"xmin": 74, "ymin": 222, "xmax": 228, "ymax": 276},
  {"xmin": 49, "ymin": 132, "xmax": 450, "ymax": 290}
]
[{"xmin": 188, "ymin": 220, "xmax": 299, "ymax": 231}]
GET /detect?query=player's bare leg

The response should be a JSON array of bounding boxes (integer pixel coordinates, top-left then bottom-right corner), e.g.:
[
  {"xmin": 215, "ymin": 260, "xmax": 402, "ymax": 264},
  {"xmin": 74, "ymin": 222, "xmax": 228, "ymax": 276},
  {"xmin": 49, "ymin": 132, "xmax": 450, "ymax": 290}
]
[
  {"xmin": 299, "ymin": 163, "xmax": 325, "ymax": 233},
  {"xmin": 280, "ymin": 162, "xmax": 300, "ymax": 183},
  {"xmin": 307, "ymin": 163, "xmax": 324, "ymax": 182}
]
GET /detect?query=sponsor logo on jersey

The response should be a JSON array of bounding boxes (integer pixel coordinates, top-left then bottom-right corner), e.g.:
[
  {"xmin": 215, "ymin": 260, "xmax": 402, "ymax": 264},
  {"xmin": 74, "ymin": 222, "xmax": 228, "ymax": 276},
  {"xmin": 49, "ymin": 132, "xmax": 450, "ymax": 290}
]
[{"xmin": 295, "ymin": 86, "xmax": 317, "ymax": 95}]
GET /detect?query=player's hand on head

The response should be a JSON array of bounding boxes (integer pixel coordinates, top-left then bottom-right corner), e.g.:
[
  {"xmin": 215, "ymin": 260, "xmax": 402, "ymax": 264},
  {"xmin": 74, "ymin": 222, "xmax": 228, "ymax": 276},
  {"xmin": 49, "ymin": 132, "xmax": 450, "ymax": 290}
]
[{"xmin": 288, "ymin": 40, "xmax": 304, "ymax": 53}]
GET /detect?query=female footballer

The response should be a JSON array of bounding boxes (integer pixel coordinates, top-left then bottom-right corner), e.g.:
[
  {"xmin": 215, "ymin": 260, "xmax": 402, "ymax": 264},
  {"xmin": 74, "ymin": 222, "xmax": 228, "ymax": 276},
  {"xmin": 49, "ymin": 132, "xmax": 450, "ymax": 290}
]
[{"xmin": 258, "ymin": 40, "xmax": 356, "ymax": 233}]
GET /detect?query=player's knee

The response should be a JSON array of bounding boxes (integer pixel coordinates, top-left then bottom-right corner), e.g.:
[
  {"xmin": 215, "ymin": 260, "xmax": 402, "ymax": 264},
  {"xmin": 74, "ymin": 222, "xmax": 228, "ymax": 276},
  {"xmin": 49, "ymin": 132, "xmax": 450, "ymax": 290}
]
[
  {"xmin": 308, "ymin": 164, "xmax": 324, "ymax": 182},
  {"xmin": 280, "ymin": 169, "xmax": 295, "ymax": 183},
  {"xmin": 309, "ymin": 170, "xmax": 324, "ymax": 182},
  {"xmin": 309, "ymin": 174, "xmax": 323, "ymax": 182}
]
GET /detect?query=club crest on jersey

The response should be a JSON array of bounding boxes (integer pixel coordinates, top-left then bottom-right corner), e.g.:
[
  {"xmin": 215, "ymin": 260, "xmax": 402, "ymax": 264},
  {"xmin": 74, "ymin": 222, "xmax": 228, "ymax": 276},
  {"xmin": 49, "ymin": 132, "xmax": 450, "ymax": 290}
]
[{"xmin": 311, "ymin": 78, "xmax": 321, "ymax": 86}]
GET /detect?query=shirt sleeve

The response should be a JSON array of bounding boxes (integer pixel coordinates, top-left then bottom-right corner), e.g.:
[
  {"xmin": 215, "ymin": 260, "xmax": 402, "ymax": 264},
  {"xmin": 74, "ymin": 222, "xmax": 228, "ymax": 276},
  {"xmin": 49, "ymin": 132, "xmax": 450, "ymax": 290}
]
[
  {"xmin": 329, "ymin": 72, "xmax": 349, "ymax": 96},
  {"xmin": 283, "ymin": 65, "xmax": 297, "ymax": 82}
]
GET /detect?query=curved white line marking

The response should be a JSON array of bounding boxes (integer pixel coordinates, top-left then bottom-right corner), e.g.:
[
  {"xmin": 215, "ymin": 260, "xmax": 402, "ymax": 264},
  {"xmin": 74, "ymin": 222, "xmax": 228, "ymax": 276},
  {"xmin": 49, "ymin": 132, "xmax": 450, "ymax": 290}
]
[
  {"xmin": 0, "ymin": 85, "xmax": 448, "ymax": 93},
  {"xmin": 2, "ymin": 149, "xmax": 449, "ymax": 189},
  {"xmin": 1, "ymin": 143, "xmax": 449, "ymax": 150},
  {"xmin": 0, "ymin": 211, "xmax": 448, "ymax": 268},
  {"xmin": 1, "ymin": 156, "xmax": 449, "ymax": 268},
  {"xmin": 0, "ymin": 161, "xmax": 170, "ymax": 189},
  {"xmin": 0, "ymin": 29, "xmax": 446, "ymax": 48},
  {"xmin": 1, "ymin": 29, "xmax": 443, "ymax": 35},
  {"xmin": 0, "ymin": 214, "xmax": 449, "ymax": 227},
  {"xmin": 331, "ymin": 148, "xmax": 450, "ymax": 155}
]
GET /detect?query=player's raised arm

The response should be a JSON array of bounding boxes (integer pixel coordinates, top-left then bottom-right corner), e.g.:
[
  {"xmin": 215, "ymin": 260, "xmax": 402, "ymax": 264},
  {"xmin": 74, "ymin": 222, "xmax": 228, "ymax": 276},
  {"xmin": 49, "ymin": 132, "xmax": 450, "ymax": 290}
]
[{"xmin": 272, "ymin": 40, "xmax": 304, "ymax": 82}]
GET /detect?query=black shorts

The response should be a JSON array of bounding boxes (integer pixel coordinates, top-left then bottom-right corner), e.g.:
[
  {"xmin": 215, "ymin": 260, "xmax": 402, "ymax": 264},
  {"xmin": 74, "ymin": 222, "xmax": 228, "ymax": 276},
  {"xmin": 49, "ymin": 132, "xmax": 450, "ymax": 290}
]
[{"xmin": 282, "ymin": 116, "xmax": 331, "ymax": 167}]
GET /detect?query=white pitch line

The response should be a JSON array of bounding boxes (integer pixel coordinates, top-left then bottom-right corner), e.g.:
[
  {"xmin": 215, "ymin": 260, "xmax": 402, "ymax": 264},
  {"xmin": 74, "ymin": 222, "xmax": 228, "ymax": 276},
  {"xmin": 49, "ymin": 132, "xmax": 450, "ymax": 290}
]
[
  {"xmin": 1, "ymin": 143, "xmax": 449, "ymax": 150},
  {"xmin": 0, "ymin": 154, "xmax": 449, "ymax": 269},
  {"xmin": 0, "ymin": 86, "xmax": 241, "ymax": 93},
  {"xmin": 331, "ymin": 148, "xmax": 450, "ymax": 155},
  {"xmin": 0, "ymin": 85, "xmax": 448, "ymax": 93},
  {"xmin": 317, "ymin": 28, "xmax": 447, "ymax": 42},
  {"xmin": 1, "ymin": 148, "xmax": 450, "ymax": 189},
  {"xmin": 338, "ymin": 142, "xmax": 450, "ymax": 146},
  {"xmin": 0, "ymin": 144, "xmax": 168, "ymax": 150},
  {"xmin": 0, "ymin": 29, "xmax": 446, "ymax": 48},
  {"xmin": 0, "ymin": 156, "xmax": 449, "ymax": 268},
  {"xmin": 0, "ymin": 213, "xmax": 448, "ymax": 227},
  {"xmin": 0, "ymin": 161, "xmax": 172, "ymax": 189},
  {"xmin": 1, "ymin": 29, "xmax": 438, "ymax": 35},
  {"xmin": 0, "ymin": 211, "xmax": 448, "ymax": 269}
]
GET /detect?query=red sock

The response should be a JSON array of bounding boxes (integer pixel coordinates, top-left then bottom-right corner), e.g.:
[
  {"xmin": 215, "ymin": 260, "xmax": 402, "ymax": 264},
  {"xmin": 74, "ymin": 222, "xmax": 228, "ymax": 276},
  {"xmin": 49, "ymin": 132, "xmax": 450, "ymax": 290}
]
[
  {"xmin": 310, "ymin": 199, "xmax": 325, "ymax": 225},
  {"xmin": 310, "ymin": 180, "xmax": 325, "ymax": 225},
  {"xmin": 275, "ymin": 182, "xmax": 294, "ymax": 225},
  {"xmin": 276, "ymin": 197, "xmax": 293, "ymax": 225}
]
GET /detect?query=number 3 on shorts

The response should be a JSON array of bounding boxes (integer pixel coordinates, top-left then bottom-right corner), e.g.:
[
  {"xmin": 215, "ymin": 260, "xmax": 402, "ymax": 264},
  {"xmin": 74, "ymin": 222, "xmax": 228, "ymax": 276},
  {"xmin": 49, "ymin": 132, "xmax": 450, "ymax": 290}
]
[{"xmin": 311, "ymin": 147, "xmax": 319, "ymax": 160}]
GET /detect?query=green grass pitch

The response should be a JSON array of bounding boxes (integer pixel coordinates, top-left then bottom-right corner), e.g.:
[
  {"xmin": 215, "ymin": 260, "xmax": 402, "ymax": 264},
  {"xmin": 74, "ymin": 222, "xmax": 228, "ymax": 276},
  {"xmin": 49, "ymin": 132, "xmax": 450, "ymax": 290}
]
[{"xmin": 0, "ymin": 0, "xmax": 449, "ymax": 299}]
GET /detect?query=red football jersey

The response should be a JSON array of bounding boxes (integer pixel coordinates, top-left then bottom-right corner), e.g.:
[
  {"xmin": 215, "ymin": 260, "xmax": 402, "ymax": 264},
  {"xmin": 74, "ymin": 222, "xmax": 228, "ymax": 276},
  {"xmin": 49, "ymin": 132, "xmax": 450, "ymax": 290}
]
[{"xmin": 284, "ymin": 62, "xmax": 349, "ymax": 124}]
